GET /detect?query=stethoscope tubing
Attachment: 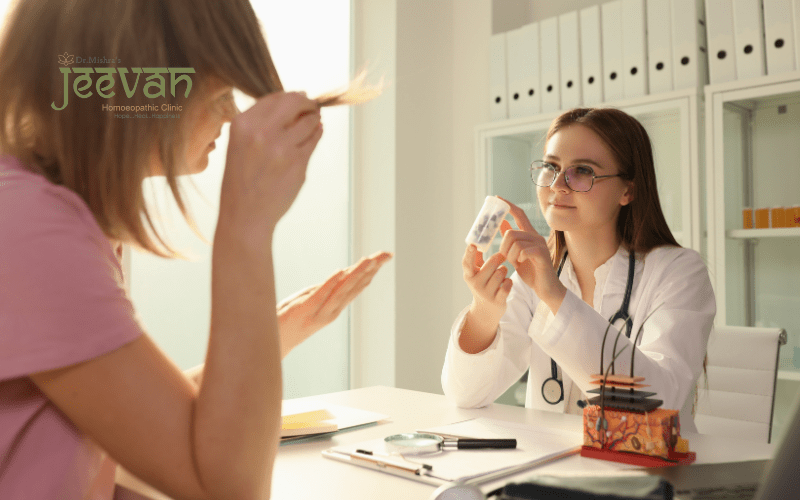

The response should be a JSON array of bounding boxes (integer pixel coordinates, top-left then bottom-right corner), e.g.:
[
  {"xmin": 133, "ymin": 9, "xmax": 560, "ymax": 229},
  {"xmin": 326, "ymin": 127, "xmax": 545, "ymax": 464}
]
[{"xmin": 542, "ymin": 249, "xmax": 636, "ymax": 405}]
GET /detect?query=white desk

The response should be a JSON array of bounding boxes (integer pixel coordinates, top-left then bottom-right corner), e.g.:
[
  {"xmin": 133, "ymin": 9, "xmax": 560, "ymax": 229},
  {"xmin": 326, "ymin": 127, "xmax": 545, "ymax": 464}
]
[{"xmin": 120, "ymin": 386, "xmax": 775, "ymax": 499}]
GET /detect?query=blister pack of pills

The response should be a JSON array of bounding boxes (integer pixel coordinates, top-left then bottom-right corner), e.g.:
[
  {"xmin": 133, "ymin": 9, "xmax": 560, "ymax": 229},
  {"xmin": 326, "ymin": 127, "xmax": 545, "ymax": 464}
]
[{"xmin": 465, "ymin": 196, "xmax": 510, "ymax": 252}]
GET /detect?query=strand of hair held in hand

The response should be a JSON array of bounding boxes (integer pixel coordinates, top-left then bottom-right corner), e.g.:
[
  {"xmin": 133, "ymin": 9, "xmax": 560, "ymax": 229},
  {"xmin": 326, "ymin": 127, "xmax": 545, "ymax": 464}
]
[{"xmin": 313, "ymin": 70, "xmax": 383, "ymax": 107}]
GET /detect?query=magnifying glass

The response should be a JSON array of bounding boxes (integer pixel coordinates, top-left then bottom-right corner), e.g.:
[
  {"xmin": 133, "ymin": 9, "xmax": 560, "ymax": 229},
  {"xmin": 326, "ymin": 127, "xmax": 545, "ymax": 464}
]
[{"xmin": 384, "ymin": 433, "xmax": 516, "ymax": 456}]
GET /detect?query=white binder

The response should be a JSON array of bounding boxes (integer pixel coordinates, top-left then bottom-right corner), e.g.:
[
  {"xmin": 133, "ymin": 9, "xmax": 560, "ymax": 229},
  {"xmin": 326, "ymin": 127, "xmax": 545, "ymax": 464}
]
[
  {"xmin": 540, "ymin": 16, "xmax": 561, "ymax": 113},
  {"xmin": 601, "ymin": 1, "xmax": 624, "ymax": 102},
  {"xmin": 559, "ymin": 11, "xmax": 582, "ymax": 109},
  {"xmin": 489, "ymin": 32, "xmax": 508, "ymax": 121},
  {"xmin": 647, "ymin": 0, "xmax": 674, "ymax": 94},
  {"xmin": 506, "ymin": 23, "xmax": 541, "ymax": 118},
  {"xmin": 672, "ymin": 0, "xmax": 709, "ymax": 90},
  {"xmin": 706, "ymin": 0, "xmax": 738, "ymax": 84},
  {"xmin": 763, "ymin": 0, "xmax": 797, "ymax": 74},
  {"xmin": 732, "ymin": 0, "xmax": 766, "ymax": 80},
  {"xmin": 622, "ymin": 0, "xmax": 648, "ymax": 98},
  {"xmin": 580, "ymin": 5, "xmax": 604, "ymax": 106}
]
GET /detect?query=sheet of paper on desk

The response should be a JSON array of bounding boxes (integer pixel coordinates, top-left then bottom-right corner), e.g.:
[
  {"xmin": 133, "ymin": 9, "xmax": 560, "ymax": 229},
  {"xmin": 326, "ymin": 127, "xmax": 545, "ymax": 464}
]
[
  {"xmin": 422, "ymin": 418, "xmax": 582, "ymax": 482},
  {"xmin": 280, "ymin": 402, "xmax": 389, "ymax": 441},
  {"xmin": 324, "ymin": 417, "xmax": 582, "ymax": 484}
]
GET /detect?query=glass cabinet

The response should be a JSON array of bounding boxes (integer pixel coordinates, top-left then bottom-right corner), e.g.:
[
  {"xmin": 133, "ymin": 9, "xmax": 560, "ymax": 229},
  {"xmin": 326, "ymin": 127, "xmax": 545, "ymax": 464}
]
[{"xmin": 706, "ymin": 73, "xmax": 800, "ymax": 382}]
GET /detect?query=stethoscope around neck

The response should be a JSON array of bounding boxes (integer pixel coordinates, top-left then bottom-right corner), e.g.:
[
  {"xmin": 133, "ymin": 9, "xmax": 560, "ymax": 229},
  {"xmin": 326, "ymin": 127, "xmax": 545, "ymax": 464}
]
[{"xmin": 541, "ymin": 249, "xmax": 636, "ymax": 405}]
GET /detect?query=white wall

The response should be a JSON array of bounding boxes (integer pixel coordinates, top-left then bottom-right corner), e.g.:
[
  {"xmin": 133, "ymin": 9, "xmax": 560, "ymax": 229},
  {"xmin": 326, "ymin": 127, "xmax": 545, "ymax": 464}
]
[
  {"xmin": 491, "ymin": 0, "xmax": 607, "ymax": 33},
  {"xmin": 449, "ymin": 3, "xmax": 493, "ymax": 372},
  {"xmin": 393, "ymin": 2, "xmax": 455, "ymax": 392},
  {"xmin": 350, "ymin": 0, "xmax": 398, "ymax": 389},
  {"xmin": 527, "ymin": 0, "xmax": 607, "ymax": 22},
  {"xmin": 352, "ymin": 0, "xmax": 492, "ymax": 395},
  {"xmin": 492, "ymin": 0, "xmax": 532, "ymax": 34}
]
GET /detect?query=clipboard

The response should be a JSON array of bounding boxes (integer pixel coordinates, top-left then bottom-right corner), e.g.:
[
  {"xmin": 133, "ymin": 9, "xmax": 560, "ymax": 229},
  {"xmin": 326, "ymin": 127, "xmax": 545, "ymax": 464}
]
[
  {"xmin": 322, "ymin": 448, "xmax": 445, "ymax": 486},
  {"xmin": 322, "ymin": 418, "xmax": 582, "ymax": 485}
]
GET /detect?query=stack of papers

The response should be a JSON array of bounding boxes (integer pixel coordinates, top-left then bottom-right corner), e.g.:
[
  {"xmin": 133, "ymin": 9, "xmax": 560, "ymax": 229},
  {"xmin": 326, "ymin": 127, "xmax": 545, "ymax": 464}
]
[
  {"xmin": 282, "ymin": 409, "xmax": 338, "ymax": 437},
  {"xmin": 281, "ymin": 402, "xmax": 389, "ymax": 442}
]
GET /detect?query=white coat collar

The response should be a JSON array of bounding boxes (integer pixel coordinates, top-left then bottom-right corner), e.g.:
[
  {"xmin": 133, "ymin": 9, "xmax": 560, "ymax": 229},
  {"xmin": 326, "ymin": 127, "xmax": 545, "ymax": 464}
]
[{"xmin": 561, "ymin": 245, "xmax": 634, "ymax": 294}]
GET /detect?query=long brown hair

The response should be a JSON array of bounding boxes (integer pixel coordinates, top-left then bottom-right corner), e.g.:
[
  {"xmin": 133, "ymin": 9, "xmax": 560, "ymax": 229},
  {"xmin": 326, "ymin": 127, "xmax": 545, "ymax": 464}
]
[
  {"xmin": 0, "ymin": 0, "xmax": 284, "ymax": 256},
  {"xmin": 544, "ymin": 107, "xmax": 680, "ymax": 266}
]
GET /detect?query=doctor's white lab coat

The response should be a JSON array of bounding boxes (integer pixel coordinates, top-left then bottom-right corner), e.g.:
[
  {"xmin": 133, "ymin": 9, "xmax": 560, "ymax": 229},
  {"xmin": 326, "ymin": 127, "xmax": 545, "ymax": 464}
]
[{"xmin": 441, "ymin": 245, "xmax": 716, "ymax": 433}]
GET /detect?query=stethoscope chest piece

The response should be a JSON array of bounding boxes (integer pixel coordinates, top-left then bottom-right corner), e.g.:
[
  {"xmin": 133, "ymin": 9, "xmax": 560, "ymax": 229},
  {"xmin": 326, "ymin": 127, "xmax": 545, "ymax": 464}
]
[{"xmin": 541, "ymin": 375, "xmax": 564, "ymax": 404}]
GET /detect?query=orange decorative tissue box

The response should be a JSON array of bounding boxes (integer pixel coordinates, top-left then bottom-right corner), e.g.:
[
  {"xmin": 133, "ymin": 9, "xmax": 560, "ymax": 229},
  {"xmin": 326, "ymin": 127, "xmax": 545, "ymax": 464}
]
[{"xmin": 583, "ymin": 406, "xmax": 682, "ymax": 460}]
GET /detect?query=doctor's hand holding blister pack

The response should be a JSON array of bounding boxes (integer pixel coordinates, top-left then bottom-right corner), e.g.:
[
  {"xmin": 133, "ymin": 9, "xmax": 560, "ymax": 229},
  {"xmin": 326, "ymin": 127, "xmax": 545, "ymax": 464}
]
[{"xmin": 461, "ymin": 195, "xmax": 566, "ymax": 356}]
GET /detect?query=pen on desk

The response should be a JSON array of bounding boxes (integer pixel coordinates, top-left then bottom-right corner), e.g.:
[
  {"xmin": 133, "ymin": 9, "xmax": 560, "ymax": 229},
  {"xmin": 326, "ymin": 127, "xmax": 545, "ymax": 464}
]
[{"xmin": 349, "ymin": 449, "xmax": 433, "ymax": 475}]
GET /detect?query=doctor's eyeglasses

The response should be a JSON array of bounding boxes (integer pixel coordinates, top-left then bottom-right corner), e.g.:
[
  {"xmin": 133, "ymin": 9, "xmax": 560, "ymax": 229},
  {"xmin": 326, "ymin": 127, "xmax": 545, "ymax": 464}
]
[{"xmin": 530, "ymin": 160, "xmax": 622, "ymax": 193}]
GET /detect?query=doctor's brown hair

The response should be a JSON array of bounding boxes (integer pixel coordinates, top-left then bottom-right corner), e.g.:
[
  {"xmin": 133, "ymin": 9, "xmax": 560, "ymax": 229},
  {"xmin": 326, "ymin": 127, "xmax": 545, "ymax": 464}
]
[
  {"xmin": 543, "ymin": 107, "xmax": 680, "ymax": 267},
  {"xmin": 0, "ymin": 0, "xmax": 281, "ymax": 256}
]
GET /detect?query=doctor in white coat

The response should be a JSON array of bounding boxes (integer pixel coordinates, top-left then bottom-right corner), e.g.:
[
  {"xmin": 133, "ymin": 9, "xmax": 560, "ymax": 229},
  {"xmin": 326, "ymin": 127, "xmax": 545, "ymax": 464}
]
[{"xmin": 442, "ymin": 107, "xmax": 715, "ymax": 433}]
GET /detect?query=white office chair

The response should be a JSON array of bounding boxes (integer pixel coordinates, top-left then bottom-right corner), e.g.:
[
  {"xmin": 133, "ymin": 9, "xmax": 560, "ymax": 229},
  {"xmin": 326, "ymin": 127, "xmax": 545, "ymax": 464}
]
[{"xmin": 694, "ymin": 325, "xmax": 787, "ymax": 443}]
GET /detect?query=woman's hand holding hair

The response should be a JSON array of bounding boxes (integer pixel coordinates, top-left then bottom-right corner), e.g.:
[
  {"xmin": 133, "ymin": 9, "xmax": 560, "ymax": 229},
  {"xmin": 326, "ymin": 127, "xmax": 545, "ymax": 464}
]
[
  {"xmin": 498, "ymin": 198, "xmax": 567, "ymax": 315},
  {"xmin": 220, "ymin": 91, "xmax": 323, "ymax": 243}
]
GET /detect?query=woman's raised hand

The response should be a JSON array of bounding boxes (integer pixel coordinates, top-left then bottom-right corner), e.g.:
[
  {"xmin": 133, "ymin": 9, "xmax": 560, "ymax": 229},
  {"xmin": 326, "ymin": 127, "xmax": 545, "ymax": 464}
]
[
  {"xmin": 220, "ymin": 92, "xmax": 323, "ymax": 243},
  {"xmin": 498, "ymin": 198, "xmax": 566, "ymax": 312},
  {"xmin": 277, "ymin": 251, "xmax": 393, "ymax": 356}
]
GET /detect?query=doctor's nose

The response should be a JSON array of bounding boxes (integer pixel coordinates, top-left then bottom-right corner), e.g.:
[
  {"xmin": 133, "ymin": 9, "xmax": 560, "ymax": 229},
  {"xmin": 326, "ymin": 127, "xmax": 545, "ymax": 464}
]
[{"xmin": 550, "ymin": 169, "xmax": 571, "ymax": 193}]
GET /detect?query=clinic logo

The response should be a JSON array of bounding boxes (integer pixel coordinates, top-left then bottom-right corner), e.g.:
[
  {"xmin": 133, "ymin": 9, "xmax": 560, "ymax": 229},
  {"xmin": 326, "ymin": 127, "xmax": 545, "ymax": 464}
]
[
  {"xmin": 58, "ymin": 52, "xmax": 74, "ymax": 67},
  {"xmin": 51, "ymin": 56, "xmax": 195, "ymax": 111}
]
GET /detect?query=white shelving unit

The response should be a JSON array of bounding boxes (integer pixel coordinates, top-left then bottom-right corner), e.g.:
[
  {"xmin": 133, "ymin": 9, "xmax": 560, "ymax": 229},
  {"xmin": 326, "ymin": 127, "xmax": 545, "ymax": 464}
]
[
  {"xmin": 779, "ymin": 370, "xmax": 800, "ymax": 382},
  {"xmin": 727, "ymin": 228, "xmax": 800, "ymax": 239},
  {"xmin": 705, "ymin": 70, "xmax": 800, "ymax": 383}
]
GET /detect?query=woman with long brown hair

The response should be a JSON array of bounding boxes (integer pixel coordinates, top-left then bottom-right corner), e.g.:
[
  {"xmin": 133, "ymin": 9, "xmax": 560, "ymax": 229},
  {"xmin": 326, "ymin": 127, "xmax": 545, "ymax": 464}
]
[
  {"xmin": 443, "ymin": 107, "xmax": 715, "ymax": 432},
  {"xmin": 0, "ymin": 1, "xmax": 388, "ymax": 499}
]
